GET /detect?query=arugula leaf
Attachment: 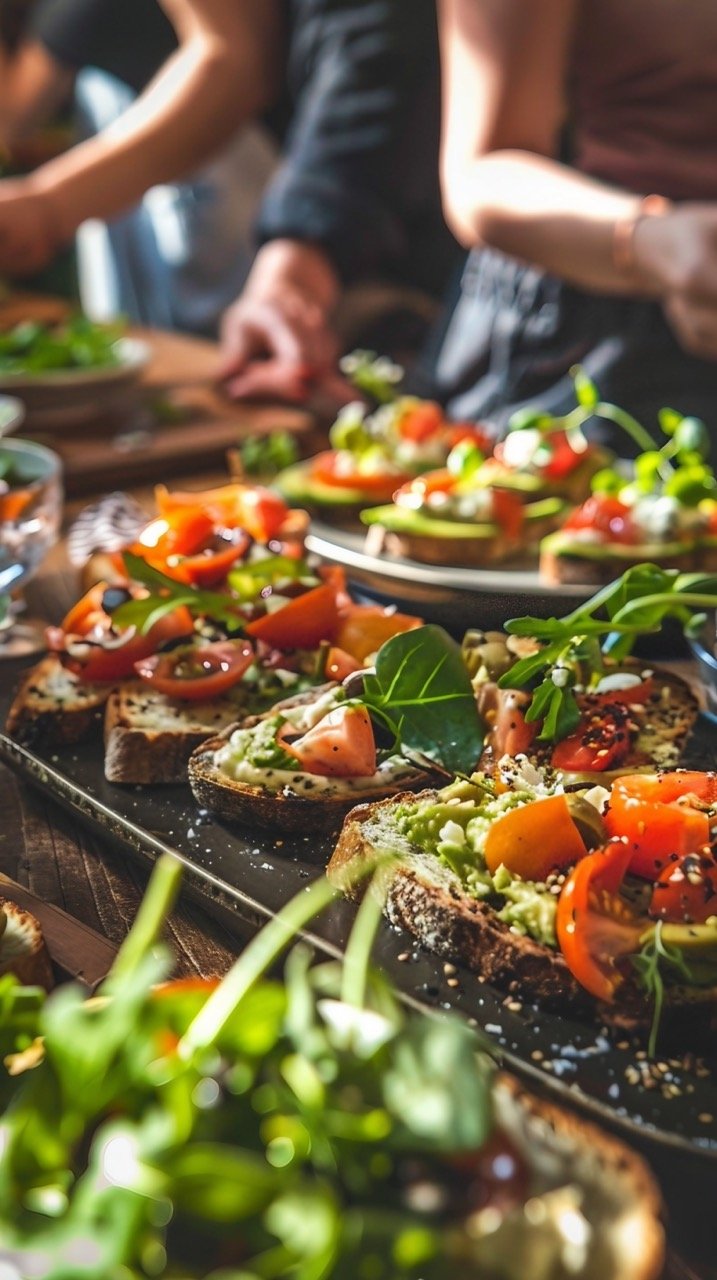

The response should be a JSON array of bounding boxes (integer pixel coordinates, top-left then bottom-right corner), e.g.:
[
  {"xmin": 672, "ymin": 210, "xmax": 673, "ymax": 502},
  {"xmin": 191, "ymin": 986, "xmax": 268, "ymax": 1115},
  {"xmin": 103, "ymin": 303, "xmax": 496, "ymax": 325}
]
[
  {"xmin": 362, "ymin": 625, "xmax": 484, "ymax": 774},
  {"xmin": 228, "ymin": 554, "xmax": 317, "ymax": 602},
  {"xmin": 113, "ymin": 552, "xmax": 246, "ymax": 633}
]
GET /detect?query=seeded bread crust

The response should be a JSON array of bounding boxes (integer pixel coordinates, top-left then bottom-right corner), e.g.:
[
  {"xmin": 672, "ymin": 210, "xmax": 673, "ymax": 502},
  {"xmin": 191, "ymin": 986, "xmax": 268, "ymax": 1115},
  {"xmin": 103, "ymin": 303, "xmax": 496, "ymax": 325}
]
[
  {"xmin": 329, "ymin": 792, "xmax": 717, "ymax": 1034},
  {"xmin": 103, "ymin": 682, "xmax": 249, "ymax": 785},
  {"xmin": 0, "ymin": 897, "xmax": 54, "ymax": 989},
  {"xmin": 381, "ymin": 528, "xmax": 515, "ymax": 568},
  {"xmin": 5, "ymin": 655, "xmax": 111, "ymax": 748}
]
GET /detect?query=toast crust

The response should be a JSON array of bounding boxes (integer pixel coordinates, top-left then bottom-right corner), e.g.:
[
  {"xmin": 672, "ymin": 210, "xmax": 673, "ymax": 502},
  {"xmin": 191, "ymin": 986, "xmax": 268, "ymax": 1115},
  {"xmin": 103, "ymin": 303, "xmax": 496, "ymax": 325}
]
[
  {"xmin": 5, "ymin": 655, "xmax": 110, "ymax": 748},
  {"xmin": 103, "ymin": 682, "xmax": 245, "ymax": 785},
  {"xmin": 329, "ymin": 793, "xmax": 717, "ymax": 1033},
  {"xmin": 0, "ymin": 897, "xmax": 54, "ymax": 990}
]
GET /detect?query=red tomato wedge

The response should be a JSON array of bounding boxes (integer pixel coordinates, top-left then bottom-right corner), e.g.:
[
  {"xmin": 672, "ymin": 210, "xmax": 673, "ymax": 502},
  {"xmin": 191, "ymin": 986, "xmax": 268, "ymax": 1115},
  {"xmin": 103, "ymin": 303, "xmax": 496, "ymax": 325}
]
[
  {"xmin": 134, "ymin": 639, "xmax": 254, "ymax": 701},
  {"xmin": 281, "ymin": 704, "xmax": 377, "ymax": 777},
  {"xmin": 540, "ymin": 430, "xmax": 586, "ymax": 479},
  {"xmin": 60, "ymin": 583, "xmax": 111, "ymax": 637},
  {"xmin": 246, "ymin": 582, "xmax": 340, "ymax": 650},
  {"xmin": 59, "ymin": 607, "xmax": 194, "ymax": 683},
  {"xmin": 556, "ymin": 840, "xmax": 643, "ymax": 1001},
  {"xmin": 563, "ymin": 493, "xmax": 637, "ymax": 544},
  {"xmin": 491, "ymin": 489, "xmax": 524, "ymax": 540},
  {"xmin": 324, "ymin": 647, "xmax": 363, "ymax": 681},
  {"xmin": 551, "ymin": 704, "xmax": 631, "ymax": 773},
  {"xmin": 155, "ymin": 483, "xmax": 290, "ymax": 542},
  {"xmin": 333, "ymin": 607, "xmax": 422, "ymax": 663},
  {"xmin": 587, "ymin": 676, "xmax": 654, "ymax": 709},
  {"xmin": 649, "ymin": 849, "xmax": 717, "ymax": 923},
  {"xmin": 605, "ymin": 772, "xmax": 715, "ymax": 880},
  {"xmin": 398, "ymin": 401, "xmax": 445, "ymax": 443},
  {"xmin": 136, "ymin": 508, "xmax": 214, "ymax": 558},
  {"xmin": 310, "ymin": 451, "xmax": 409, "ymax": 498}
]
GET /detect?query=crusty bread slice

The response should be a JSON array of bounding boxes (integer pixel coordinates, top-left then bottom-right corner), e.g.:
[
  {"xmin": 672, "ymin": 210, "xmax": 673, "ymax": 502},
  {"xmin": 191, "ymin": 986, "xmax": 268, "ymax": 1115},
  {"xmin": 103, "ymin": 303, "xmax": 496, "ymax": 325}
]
[
  {"xmin": 540, "ymin": 538, "xmax": 697, "ymax": 586},
  {"xmin": 479, "ymin": 667, "xmax": 700, "ymax": 781},
  {"xmin": 104, "ymin": 682, "xmax": 251, "ymax": 785},
  {"xmin": 329, "ymin": 793, "xmax": 717, "ymax": 1034},
  {"xmin": 494, "ymin": 1076, "xmax": 664, "ymax": 1280},
  {"xmin": 5, "ymin": 655, "xmax": 111, "ymax": 748},
  {"xmin": 188, "ymin": 688, "xmax": 433, "ymax": 833},
  {"xmin": 0, "ymin": 898, "xmax": 53, "ymax": 989},
  {"xmin": 382, "ymin": 527, "xmax": 515, "ymax": 567}
]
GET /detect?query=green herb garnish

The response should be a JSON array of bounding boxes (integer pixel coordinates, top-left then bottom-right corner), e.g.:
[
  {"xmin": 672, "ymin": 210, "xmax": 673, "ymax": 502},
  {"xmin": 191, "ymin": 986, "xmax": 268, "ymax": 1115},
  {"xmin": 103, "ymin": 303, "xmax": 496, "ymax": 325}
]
[
  {"xmin": 239, "ymin": 431, "xmax": 299, "ymax": 478},
  {"xmin": 0, "ymin": 315, "xmax": 124, "ymax": 375},
  {"xmin": 362, "ymin": 625, "xmax": 485, "ymax": 773},
  {"xmin": 339, "ymin": 349, "xmax": 404, "ymax": 404},
  {"xmin": 632, "ymin": 921, "xmax": 717, "ymax": 1058},
  {"xmin": 501, "ymin": 563, "xmax": 717, "ymax": 743},
  {"xmin": 113, "ymin": 552, "xmax": 246, "ymax": 633}
]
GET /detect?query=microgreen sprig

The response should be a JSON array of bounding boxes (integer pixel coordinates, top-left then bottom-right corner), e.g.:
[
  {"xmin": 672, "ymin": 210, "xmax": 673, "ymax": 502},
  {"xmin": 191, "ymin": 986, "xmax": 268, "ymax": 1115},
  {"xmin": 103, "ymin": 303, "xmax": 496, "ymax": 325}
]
[
  {"xmin": 500, "ymin": 564, "xmax": 717, "ymax": 743},
  {"xmin": 112, "ymin": 551, "xmax": 247, "ymax": 633},
  {"xmin": 631, "ymin": 922, "xmax": 710, "ymax": 1058}
]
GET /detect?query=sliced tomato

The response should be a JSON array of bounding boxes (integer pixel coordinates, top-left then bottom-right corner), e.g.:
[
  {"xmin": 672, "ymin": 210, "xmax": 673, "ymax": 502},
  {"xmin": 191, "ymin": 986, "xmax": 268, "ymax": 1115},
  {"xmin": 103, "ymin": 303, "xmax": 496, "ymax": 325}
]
[
  {"xmin": 135, "ymin": 508, "xmax": 214, "ymax": 559},
  {"xmin": 650, "ymin": 850, "xmax": 717, "ymax": 924},
  {"xmin": 588, "ymin": 676, "xmax": 654, "ymax": 709},
  {"xmin": 134, "ymin": 639, "xmax": 254, "ymax": 701},
  {"xmin": 551, "ymin": 703, "xmax": 631, "ymax": 773},
  {"xmin": 540, "ymin": 431, "xmax": 584, "ymax": 479},
  {"xmin": 324, "ymin": 646, "xmax": 363, "ymax": 681},
  {"xmin": 333, "ymin": 606, "xmax": 422, "ymax": 664},
  {"xmin": 556, "ymin": 840, "xmax": 644, "ymax": 1001},
  {"xmin": 169, "ymin": 533, "xmax": 251, "ymax": 588},
  {"xmin": 246, "ymin": 582, "xmax": 340, "ymax": 649},
  {"xmin": 444, "ymin": 422, "xmax": 494, "ymax": 454},
  {"xmin": 281, "ymin": 703, "xmax": 376, "ymax": 777},
  {"xmin": 66, "ymin": 606, "xmax": 194, "ymax": 683},
  {"xmin": 310, "ymin": 451, "xmax": 409, "ymax": 499},
  {"xmin": 486, "ymin": 690, "xmax": 538, "ymax": 759},
  {"xmin": 394, "ymin": 470, "xmax": 454, "ymax": 505},
  {"xmin": 483, "ymin": 794, "xmax": 587, "ymax": 880},
  {"xmin": 60, "ymin": 583, "xmax": 112, "ymax": 637},
  {"xmin": 398, "ymin": 401, "xmax": 445, "ymax": 443},
  {"xmin": 318, "ymin": 564, "xmax": 353, "ymax": 613},
  {"xmin": 605, "ymin": 772, "xmax": 715, "ymax": 880},
  {"xmin": 491, "ymin": 489, "xmax": 524, "ymax": 540},
  {"xmin": 155, "ymin": 482, "xmax": 290, "ymax": 542},
  {"xmin": 563, "ymin": 494, "xmax": 637, "ymax": 544}
]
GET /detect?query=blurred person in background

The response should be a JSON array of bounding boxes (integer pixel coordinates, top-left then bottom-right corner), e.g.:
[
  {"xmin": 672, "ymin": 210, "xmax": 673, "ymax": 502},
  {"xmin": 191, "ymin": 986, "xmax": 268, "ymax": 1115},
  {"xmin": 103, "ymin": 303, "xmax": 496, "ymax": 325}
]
[
  {"xmin": 422, "ymin": 0, "xmax": 717, "ymax": 441},
  {"xmin": 0, "ymin": 0, "xmax": 457, "ymax": 401},
  {"xmin": 0, "ymin": 0, "xmax": 273, "ymax": 335}
]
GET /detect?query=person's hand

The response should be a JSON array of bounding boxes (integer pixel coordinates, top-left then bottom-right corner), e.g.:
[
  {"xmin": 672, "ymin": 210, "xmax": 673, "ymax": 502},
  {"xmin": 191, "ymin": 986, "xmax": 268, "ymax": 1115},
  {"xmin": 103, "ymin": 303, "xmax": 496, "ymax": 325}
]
[
  {"xmin": 634, "ymin": 204, "xmax": 717, "ymax": 361},
  {"xmin": 219, "ymin": 239, "xmax": 354, "ymax": 404},
  {"xmin": 0, "ymin": 177, "xmax": 59, "ymax": 275}
]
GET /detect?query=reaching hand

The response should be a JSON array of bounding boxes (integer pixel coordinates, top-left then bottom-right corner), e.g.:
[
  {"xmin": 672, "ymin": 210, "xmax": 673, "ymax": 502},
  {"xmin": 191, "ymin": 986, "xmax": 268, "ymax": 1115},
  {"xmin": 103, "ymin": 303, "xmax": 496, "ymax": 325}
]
[
  {"xmin": 218, "ymin": 239, "xmax": 353, "ymax": 404},
  {"xmin": 634, "ymin": 203, "xmax": 717, "ymax": 362},
  {"xmin": 0, "ymin": 178, "xmax": 59, "ymax": 276}
]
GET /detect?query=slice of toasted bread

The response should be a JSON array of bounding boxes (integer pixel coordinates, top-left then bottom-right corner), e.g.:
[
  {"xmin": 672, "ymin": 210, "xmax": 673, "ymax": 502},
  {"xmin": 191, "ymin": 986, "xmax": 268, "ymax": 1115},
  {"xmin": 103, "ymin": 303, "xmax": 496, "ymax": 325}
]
[
  {"xmin": 329, "ymin": 793, "xmax": 717, "ymax": 1034},
  {"xmin": 188, "ymin": 688, "xmax": 433, "ymax": 833},
  {"xmin": 0, "ymin": 898, "xmax": 53, "ymax": 989},
  {"xmin": 5, "ymin": 655, "xmax": 111, "ymax": 748},
  {"xmin": 540, "ymin": 537, "xmax": 697, "ymax": 586},
  {"xmin": 103, "ymin": 682, "xmax": 253, "ymax": 785},
  {"xmin": 494, "ymin": 1076, "xmax": 664, "ymax": 1280},
  {"xmin": 479, "ymin": 667, "xmax": 700, "ymax": 781}
]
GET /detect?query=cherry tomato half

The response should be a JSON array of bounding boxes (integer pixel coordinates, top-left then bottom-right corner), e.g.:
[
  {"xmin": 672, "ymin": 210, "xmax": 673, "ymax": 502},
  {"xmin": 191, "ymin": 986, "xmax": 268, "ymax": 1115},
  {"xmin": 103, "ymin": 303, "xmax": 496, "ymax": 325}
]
[
  {"xmin": 563, "ymin": 494, "xmax": 637, "ymax": 544},
  {"xmin": 62, "ymin": 606, "xmax": 194, "ymax": 683},
  {"xmin": 135, "ymin": 639, "xmax": 254, "ymax": 701},
  {"xmin": 605, "ymin": 772, "xmax": 715, "ymax": 880},
  {"xmin": 310, "ymin": 451, "xmax": 410, "ymax": 499},
  {"xmin": 649, "ymin": 850, "xmax": 717, "ymax": 924},
  {"xmin": 551, "ymin": 703, "xmax": 632, "ymax": 774}
]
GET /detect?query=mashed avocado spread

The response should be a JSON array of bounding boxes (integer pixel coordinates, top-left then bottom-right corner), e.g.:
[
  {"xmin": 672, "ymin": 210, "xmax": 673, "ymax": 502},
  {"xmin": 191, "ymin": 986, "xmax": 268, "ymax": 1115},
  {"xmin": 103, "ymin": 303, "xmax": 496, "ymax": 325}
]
[{"xmin": 394, "ymin": 776, "xmax": 559, "ymax": 947}]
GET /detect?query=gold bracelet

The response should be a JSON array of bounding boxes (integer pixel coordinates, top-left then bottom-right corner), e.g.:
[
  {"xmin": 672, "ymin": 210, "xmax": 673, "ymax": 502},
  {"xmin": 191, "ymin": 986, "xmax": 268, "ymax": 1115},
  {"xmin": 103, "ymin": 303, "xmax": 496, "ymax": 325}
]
[{"xmin": 612, "ymin": 194, "xmax": 672, "ymax": 275}]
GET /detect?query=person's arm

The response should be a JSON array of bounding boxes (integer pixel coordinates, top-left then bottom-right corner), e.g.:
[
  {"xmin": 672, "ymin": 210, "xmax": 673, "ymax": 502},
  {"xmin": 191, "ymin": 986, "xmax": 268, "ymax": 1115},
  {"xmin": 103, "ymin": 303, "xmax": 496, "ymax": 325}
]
[
  {"xmin": 0, "ymin": 0, "xmax": 282, "ymax": 272},
  {"xmin": 0, "ymin": 40, "xmax": 74, "ymax": 146},
  {"xmin": 221, "ymin": 0, "xmax": 439, "ymax": 400},
  {"xmin": 439, "ymin": 0, "xmax": 717, "ymax": 360}
]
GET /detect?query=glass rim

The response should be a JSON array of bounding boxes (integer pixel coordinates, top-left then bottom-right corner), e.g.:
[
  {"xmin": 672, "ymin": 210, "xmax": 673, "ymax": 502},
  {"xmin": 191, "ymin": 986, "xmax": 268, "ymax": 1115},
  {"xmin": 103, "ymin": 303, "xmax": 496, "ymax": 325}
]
[{"xmin": 0, "ymin": 436, "xmax": 63, "ymax": 484}]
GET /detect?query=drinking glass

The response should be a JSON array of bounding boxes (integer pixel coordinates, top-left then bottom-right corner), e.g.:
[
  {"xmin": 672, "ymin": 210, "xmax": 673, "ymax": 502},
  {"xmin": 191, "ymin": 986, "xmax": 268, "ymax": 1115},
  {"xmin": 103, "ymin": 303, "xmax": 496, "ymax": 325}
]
[{"xmin": 0, "ymin": 438, "xmax": 63, "ymax": 657}]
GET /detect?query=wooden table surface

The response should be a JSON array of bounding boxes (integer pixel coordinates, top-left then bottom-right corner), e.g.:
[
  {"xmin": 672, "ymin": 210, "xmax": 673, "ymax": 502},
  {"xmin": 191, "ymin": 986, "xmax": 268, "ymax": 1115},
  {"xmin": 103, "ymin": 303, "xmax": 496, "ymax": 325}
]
[{"xmin": 0, "ymin": 310, "xmax": 713, "ymax": 1280}]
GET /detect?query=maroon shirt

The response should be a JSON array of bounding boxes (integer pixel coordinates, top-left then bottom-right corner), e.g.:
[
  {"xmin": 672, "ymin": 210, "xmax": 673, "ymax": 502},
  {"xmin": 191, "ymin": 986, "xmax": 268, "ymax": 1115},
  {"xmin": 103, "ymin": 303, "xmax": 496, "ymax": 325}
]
[{"xmin": 569, "ymin": 0, "xmax": 717, "ymax": 199}]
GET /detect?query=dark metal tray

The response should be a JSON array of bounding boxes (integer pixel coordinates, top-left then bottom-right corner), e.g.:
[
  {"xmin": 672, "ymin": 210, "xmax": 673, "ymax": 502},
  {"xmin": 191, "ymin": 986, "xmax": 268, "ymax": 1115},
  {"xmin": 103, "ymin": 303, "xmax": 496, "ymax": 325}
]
[{"xmin": 1, "ymin": 675, "xmax": 716, "ymax": 1165}]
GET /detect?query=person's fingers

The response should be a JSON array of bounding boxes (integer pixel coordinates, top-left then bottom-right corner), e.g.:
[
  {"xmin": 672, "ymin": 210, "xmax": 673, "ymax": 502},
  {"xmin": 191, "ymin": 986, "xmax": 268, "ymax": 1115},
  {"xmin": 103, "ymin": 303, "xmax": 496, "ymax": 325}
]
[
  {"xmin": 666, "ymin": 296, "xmax": 717, "ymax": 361},
  {"xmin": 224, "ymin": 357, "xmax": 314, "ymax": 403}
]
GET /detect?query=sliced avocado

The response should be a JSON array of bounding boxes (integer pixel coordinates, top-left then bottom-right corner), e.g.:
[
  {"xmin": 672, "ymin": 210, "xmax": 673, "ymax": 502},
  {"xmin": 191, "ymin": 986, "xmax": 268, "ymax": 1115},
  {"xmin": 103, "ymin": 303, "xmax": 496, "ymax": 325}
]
[
  {"xmin": 540, "ymin": 531, "xmax": 692, "ymax": 561},
  {"xmin": 276, "ymin": 460, "xmax": 380, "ymax": 508},
  {"xmin": 361, "ymin": 505, "xmax": 498, "ymax": 540},
  {"xmin": 650, "ymin": 921, "xmax": 717, "ymax": 956},
  {"xmin": 524, "ymin": 496, "xmax": 568, "ymax": 522}
]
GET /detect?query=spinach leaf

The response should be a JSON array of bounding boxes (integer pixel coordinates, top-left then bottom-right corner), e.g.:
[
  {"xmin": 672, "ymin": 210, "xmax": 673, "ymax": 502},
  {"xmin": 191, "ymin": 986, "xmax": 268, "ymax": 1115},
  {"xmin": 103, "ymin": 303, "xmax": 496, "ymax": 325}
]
[{"xmin": 362, "ymin": 625, "xmax": 484, "ymax": 774}]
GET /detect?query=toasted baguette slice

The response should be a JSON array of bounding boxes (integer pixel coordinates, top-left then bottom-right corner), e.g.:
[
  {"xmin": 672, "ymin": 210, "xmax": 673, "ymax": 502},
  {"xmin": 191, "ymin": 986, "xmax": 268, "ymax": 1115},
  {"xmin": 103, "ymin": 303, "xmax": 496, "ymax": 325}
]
[
  {"xmin": 188, "ymin": 689, "xmax": 433, "ymax": 833},
  {"xmin": 329, "ymin": 792, "xmax": 717, "ymax": 1034},
  {"xmin": 0, "ymin": 898, "xmax": 53, "ymax": 989},
  {"xmin": 6, "ymin": 655, "xmax": 111, "ymax": 748},
  {"xmin": 104, "ymin": 682, "xmax": 254, "ymax": 785}
]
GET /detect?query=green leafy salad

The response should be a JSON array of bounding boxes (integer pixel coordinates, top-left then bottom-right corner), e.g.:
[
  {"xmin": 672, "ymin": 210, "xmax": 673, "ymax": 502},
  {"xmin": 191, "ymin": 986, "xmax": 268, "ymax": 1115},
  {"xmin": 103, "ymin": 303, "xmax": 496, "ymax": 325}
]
[{"xmin": 0, "ymin": 315, "xmax": 125, "ymax": 375}]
